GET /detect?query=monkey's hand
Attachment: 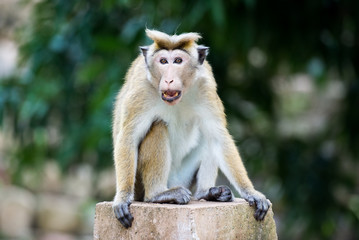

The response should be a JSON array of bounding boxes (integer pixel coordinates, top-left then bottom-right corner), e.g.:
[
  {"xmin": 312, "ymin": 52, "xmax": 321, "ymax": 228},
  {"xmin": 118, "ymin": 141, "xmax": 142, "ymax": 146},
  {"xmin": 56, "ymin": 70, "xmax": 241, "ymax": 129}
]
[
  {"xmin": 147, "ymin": 186, "xmax": 192, "ymax": 204},
  {"xmin": 113, "ymin": 201, "xmax": 134, "ymax": 228},
  {"xmin": 245, "ymin": 190, "xmax": 271, "ymax": 221}
]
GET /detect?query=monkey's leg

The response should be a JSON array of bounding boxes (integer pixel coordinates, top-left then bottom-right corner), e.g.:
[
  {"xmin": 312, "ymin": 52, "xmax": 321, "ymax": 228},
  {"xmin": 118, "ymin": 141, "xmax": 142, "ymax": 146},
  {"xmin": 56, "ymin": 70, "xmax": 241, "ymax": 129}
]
[
  {"xmin": 221, "ymin": 134, "xmax": 271, "ymax": 221},
  {"xmin": 138, "ymin": 121, "xmax": 191, "ymax": 205},
  {"xmin": 138, "ymin": 121, "xmax": 171, "ymax": 200},
  {"xmin": 194, "ymin": 142, "xmax": 233, "ymax": 202}
]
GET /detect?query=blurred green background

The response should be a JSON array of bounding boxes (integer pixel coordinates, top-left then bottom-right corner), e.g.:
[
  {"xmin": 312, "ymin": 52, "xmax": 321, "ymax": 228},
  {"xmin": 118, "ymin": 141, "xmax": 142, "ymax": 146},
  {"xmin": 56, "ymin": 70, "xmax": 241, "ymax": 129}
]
[{"xmin": 0, "ymin": 0, "xmax": 358, "ymax": 239}]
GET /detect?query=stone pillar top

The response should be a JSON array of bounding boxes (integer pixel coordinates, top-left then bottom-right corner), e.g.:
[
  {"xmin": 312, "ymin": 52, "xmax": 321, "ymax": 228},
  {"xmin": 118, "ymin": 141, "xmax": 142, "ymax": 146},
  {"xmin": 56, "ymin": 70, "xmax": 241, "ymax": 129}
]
[{"xmin": 94, "ymin": 198, "xmax": 277, "ymax": 240}]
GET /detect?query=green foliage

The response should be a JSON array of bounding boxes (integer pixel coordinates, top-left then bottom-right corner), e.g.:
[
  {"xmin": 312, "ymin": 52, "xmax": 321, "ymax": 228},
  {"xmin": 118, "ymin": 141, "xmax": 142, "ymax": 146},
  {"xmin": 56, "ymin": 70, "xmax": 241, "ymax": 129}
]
[{"xmin": 0, "ymin": 0, "xmax": 358, "ymax": 239}]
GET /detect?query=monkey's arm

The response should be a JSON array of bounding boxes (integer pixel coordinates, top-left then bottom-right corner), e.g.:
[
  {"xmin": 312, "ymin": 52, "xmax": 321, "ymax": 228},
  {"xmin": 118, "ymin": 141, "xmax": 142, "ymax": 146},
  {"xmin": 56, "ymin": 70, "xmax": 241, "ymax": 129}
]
[
  {"xmin": 221, "ymin": 133, "xmax": 271, "ymax": 221},
  {"xmin": 199, "ymin": 91, "xmax": 271, "ymax": 220},
  {"xmin": 194, "ymin": 95, "xmax": 270, "ymax": 220},
  {"xmin": 112, "ymin": 88, "xmax": 153, "ymax": 228},
  {"xmin": 113, "ymin": 122, "xmax": 138, "ymax": 228}
]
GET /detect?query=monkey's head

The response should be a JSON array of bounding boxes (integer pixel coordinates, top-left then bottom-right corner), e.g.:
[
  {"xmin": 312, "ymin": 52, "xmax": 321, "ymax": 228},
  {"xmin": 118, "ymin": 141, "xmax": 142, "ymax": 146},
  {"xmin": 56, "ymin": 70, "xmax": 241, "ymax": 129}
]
[{"xmin": 141, "ymin": 29, "xmax": 209, "ymax": 106}]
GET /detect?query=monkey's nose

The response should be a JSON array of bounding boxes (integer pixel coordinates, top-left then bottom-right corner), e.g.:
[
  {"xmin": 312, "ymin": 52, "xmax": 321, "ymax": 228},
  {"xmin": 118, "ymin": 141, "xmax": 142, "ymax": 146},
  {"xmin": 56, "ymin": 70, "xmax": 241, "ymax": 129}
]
[{"xmin": 165, "ymin": 79, "xmax": 174, "ymax": 84}]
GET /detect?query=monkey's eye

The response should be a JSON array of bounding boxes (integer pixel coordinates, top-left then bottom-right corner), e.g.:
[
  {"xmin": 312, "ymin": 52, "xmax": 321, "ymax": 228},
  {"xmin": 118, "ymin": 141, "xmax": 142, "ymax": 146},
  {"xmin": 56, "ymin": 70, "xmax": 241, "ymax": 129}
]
[
  {"xmin": 160, "ymin": 58, "xmax": 168, "ymax": 64},
  {"xmin": 174, "ymin": 57, "xmax": 183, "ymax": 64}
]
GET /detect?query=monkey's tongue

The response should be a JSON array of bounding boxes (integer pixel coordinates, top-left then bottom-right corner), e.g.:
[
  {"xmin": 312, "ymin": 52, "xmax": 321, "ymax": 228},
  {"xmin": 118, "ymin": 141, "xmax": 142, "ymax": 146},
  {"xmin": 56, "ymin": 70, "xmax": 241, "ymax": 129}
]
[{"xmin": 162, "ymin": 90, "xmax": 181, "ymax": 102}]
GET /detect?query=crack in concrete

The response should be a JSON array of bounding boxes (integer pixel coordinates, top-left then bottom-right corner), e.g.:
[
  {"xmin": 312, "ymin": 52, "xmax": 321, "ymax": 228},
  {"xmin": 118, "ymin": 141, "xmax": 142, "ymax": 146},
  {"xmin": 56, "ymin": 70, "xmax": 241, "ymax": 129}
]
[{"xmin": 189, "ymin": 209, "xmax": 200, "ymax": 240}]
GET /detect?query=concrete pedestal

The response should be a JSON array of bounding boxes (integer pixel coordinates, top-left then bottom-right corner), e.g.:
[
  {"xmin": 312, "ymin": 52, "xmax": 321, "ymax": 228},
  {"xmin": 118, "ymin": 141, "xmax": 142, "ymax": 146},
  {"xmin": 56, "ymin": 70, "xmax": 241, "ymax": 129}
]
[{"xmin": 94, "ymin": 198, "xmax": 277, "ymax": 240}]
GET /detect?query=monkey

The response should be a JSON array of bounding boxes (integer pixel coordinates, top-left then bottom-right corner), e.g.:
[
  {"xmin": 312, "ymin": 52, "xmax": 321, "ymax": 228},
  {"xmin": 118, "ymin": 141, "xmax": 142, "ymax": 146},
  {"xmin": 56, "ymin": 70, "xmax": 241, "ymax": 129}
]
[{"xmin": 112, "ymin": 29, "xmax": 271, "ymax": 228}]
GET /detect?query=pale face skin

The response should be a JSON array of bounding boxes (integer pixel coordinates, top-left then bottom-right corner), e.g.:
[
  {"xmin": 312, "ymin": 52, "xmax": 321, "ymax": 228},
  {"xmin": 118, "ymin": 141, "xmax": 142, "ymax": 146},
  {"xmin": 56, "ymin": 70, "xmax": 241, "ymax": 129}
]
[{"xmin": 149, "ymin": 49, "xmax": 197, "ymax": 105}]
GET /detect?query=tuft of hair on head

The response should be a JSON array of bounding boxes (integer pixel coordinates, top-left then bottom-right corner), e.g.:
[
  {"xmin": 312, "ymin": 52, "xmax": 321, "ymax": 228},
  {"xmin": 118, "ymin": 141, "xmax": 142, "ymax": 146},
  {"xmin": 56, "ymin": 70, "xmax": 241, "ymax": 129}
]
[{"xmin": 145, "ymin": 29, "xmax": 202, "ymax": 50}]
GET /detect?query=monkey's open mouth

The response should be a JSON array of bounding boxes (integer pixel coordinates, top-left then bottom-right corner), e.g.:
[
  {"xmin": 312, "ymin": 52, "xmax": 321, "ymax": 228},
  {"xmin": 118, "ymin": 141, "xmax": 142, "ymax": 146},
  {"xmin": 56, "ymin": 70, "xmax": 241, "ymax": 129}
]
[{"xmin": 161, "ymin": 90, "xmax": 182, "ymax": 103}]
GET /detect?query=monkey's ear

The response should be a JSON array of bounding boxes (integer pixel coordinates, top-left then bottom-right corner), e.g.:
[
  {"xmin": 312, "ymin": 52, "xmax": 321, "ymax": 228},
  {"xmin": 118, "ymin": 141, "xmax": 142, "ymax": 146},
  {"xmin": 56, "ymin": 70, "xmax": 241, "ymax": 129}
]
[
  {"xmin": 140, "ymin": 46, "xmax": 149, "ymax": 57},
  {"xmin": 197, "ymin": 46, "xmax": 209, "ymax": 65},
  {"xmin": 140, "ymin": 46, "xmax": 149, "ymax": 65}
]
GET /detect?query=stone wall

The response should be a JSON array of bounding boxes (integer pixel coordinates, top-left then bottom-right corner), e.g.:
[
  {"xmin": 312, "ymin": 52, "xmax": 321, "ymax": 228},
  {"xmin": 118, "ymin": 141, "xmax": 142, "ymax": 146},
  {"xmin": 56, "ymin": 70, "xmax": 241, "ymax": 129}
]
[{"xmin": 0, "ymin": 163, "xmax": 116, "ymax": 240}]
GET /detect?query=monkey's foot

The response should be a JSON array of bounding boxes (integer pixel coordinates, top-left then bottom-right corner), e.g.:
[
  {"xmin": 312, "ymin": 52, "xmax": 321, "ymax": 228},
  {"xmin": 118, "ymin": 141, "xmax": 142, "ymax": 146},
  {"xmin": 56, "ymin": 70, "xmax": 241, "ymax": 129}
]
[
  {"xmin": 113, "ymin": 201, "xmax": 134, "ymax": 228},
  {"xmin": 208, "ymin": 185, "xmax": 234, "ymax": 202},
  {"xmin": 195, "ymin": 185, "xmax": 234, "ymax": 202},
  {"xmin": 147, "ymin": 186, "xmax": 192, "ymax": 204},
  {"xmin": 245, "ymin": 191, "xmax": 271, "ymax": 221}
]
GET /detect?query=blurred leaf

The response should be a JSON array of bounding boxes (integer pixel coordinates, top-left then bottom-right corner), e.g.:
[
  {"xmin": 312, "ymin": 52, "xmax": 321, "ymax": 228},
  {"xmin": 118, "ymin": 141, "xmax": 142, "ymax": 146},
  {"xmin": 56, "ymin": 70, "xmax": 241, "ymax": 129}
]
[
  {"xmin": 210, "ymin": 0, "xmax": 226, "ymax": 27},
  {"xmin": 76, "ymin": 58, "xmax": 106, "ymax": 85}
]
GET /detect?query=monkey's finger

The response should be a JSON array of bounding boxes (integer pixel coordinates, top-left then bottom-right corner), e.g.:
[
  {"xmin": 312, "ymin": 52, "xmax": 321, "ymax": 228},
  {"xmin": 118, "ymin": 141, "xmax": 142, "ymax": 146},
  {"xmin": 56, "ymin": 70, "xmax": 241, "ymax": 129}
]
[
  {"xmin": 258, "ymin": 208, "xmax": 268, "ymax": 221},
  {"xmin": 254, "ymin": 199, "xmax": 264, "ymax": 221},
  {"xmin": 183, "ymin": 193, "xmax": 192, "ymax": 203},
  {"xmin": 223, "ymin": 188, "xmax": 232, "ymax": 196},
  {"xmin": 209, "ymin": 187, "xmax": 221, "ymax": 198},
  {"xmin": 120, "ymin": 213, "xmax": 133, "ymax": 228},
  {"xmin": 218, "ymin": 185, "xmax": 231, "ymax": 194},
  {"xmin": 182, "ymin": 187, "xmax": 192, "ymax": 196},
  {"xmin": 217, "ymin": 193, "xmax": 233, "ymax": 202},
  {"xmin": 217, "ymin": 187, "xmax": 234, "ymax": 202},
  {"xmin": 257, "ymin": 199, "xmax": 270, "ymax": 220},
  {"xmin": 121, "ymin": 203, "xmax": 132, "ymax": 219},
  {"xmin": 247, "ymin": 196, "xmax": 255, "ymax": 206},
  {"xmin": 263, "ymin": 199, "xmax": 270, "ymax": 211},
  {"xmin": 114, "ymin": 205, "xmax": 123, "ymax": 220},
  {"xmin": 180, "ymin": 196, "xmax": 190, "ymax": 204},
  {"xmin": 122, "ymin": 204, "xmax": 134, "ymax": 227},
  {"xmin": 254, "ymin": 209, "xmax": 263, "ymax": 221},
  {"xmin": 120, "ymin": 216, "xmax": 132, "ymax": 228}
]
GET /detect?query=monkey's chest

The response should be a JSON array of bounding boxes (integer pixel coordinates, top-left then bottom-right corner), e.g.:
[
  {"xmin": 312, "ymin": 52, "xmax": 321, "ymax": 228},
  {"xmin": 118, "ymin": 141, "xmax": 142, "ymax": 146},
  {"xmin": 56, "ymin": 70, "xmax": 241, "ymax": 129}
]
[{"xmin": 168, "ymin": 121, "xmax": 200, "ymax": 166}]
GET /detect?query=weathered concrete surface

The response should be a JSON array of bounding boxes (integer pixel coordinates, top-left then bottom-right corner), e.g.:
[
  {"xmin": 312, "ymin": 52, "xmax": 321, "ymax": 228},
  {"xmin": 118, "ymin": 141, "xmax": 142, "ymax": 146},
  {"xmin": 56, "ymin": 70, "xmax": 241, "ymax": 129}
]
[{"xmin": 94, "ymin": 198, "xmax": 277, "ymax": 240}]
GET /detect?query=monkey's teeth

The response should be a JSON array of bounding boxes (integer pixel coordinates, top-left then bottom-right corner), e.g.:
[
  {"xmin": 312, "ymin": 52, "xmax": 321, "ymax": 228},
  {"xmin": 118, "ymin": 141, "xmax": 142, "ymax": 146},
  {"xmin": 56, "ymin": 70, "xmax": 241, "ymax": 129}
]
[
  {"xmin": 164, "ymin": 91, "xmax": 179, "ymax": 97},
  {"xmin": 162, "ymin": 91, "xmax": 181, "ymax": 103}
]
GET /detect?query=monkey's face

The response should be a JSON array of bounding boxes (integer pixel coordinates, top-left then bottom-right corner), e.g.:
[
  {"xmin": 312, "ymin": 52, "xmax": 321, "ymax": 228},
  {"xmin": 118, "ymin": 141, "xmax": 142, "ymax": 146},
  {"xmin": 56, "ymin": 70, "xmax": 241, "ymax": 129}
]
[{"xmin": 149, "ymin": 49, "xmax": 197, "ymax": 106}]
